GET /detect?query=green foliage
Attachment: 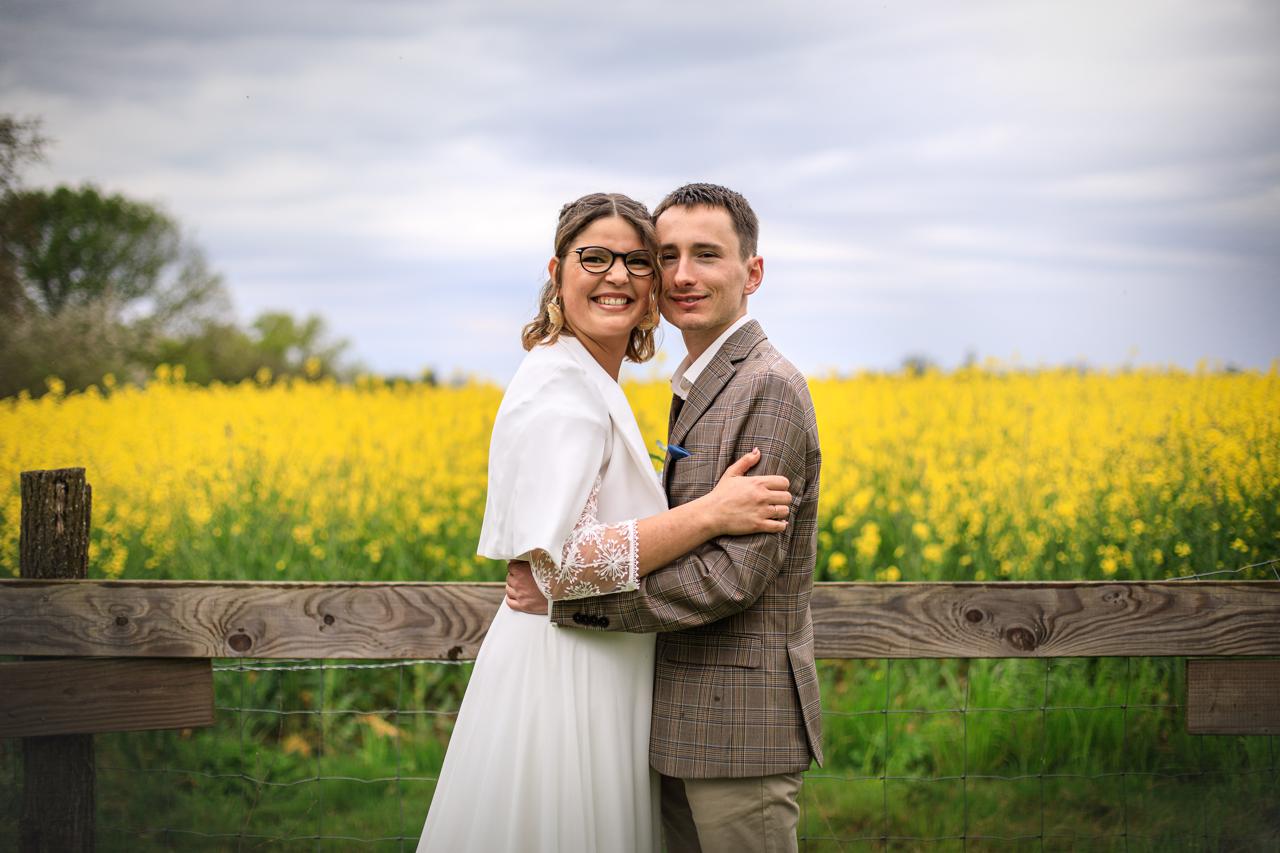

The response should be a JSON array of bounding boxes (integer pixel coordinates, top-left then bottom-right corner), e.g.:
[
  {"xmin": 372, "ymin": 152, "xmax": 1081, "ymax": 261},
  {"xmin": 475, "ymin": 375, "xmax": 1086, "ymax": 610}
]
[
  {"xmin": 0, "ymin": 115, "xmax": 47, "ymax": 317},
  {"xmin": 148, "ymin": 313, "xmax": 349, "ymax": 386},
  {"xmin": 0, "ymin": 115, "xmax": 45, "ymax": 196},
  {"xmin": 3, "ymin": 184, "xmax": 226, "ymax": 323},
  {"xmin": 0, "ymin": 113, "xmax": 353, "ymax": 398},
  {"xmin": 0, "ymin": 181, "xmax": 232, "ymax": 397}
]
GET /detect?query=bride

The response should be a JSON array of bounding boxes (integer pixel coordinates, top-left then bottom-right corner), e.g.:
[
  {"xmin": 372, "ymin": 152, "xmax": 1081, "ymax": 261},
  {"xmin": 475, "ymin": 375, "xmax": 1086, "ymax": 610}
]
[{"xmin": 417, "ymin": 192, "xmax": 792, "ymax": 852}]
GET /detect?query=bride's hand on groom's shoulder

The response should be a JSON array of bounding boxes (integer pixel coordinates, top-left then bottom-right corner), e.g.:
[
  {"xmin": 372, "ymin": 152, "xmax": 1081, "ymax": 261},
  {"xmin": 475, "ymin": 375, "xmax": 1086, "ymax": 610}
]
[
  {"xmin": 703, "ymin": 448, "xmax": 793, "ymax": 537},
  {"xmin": 506, "ymin": 560, "xmax": 549, "ymax": 615}
]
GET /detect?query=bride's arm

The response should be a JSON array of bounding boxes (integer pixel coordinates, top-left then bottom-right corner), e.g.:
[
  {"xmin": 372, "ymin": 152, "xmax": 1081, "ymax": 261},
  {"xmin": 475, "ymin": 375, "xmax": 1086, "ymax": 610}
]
[
  {"xmin": 527, "ymin": 449, "xmax": 792, "ymax": 601},
  {"xmin": 635, "ymin": 448, "xmax": 791, "ymax": 575}
]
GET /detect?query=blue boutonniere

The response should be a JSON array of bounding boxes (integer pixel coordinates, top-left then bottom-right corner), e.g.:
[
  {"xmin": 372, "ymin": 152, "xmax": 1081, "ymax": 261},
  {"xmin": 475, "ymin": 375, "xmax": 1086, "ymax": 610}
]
[{"xmin": 655, "ymin": 440, "xmax": 691, "ymax": 461}]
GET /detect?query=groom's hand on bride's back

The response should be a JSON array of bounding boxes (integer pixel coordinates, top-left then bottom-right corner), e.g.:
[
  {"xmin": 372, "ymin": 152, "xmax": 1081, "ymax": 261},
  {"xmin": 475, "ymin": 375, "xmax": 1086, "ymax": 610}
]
[{"xmin": 506, "ymin": 561, "xmax": 549, "ymax": 614}]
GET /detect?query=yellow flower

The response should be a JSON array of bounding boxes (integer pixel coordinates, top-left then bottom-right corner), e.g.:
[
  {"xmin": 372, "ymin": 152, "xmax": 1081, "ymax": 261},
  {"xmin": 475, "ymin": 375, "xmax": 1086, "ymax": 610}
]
[
  {"xmin": 876, "ymin": 565, "xmax": 901, "ymax": 582},
  {"xmin": 855, "ymin": 523, "xmax": 881, "ymax": 561},
  {"xmin": 2, "ymin": 362, "xmax": 1271, "ymax": 594}
]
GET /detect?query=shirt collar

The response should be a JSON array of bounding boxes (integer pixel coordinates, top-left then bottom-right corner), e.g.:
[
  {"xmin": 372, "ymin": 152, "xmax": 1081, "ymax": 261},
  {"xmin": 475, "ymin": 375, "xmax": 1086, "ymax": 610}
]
[{"xmin": 670, "ymin": 314, "xmax": 753, "ymax": 400}]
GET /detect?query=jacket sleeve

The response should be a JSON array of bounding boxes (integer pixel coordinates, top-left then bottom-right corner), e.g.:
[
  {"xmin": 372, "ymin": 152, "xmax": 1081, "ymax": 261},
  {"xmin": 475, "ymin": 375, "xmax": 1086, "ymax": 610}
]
[{"xmin": 550, "ymin": 369, "xmax": 811, "ymax": 632}]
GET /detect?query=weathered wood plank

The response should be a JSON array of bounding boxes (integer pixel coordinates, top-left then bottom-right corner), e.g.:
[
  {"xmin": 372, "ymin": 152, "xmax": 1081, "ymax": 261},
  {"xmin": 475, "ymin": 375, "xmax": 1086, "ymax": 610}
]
[
  {"xmin": 1186, "ymin": 659, "xmax": 1280, "ymax": 735},
  {"xmin": 0, "ymin": 658, "xmax": 214, "ymax": 738},
  {"xmin": 810, "ymin": 581, "xmax": 1280, "ymax": 659},
  {"xmin": 0, "ymin": 579, "xmax": 504, "ymax": 661},
  {"xmin": 1, "ymin": 579, "xmax": 1278, "ymax": 660}
]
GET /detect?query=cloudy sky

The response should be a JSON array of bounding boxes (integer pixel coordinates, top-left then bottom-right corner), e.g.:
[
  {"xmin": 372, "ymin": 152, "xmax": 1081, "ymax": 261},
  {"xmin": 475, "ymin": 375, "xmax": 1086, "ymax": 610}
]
[{"xmin": 3, "ymin": 0, "xmax": 1277, "ymax": 381}]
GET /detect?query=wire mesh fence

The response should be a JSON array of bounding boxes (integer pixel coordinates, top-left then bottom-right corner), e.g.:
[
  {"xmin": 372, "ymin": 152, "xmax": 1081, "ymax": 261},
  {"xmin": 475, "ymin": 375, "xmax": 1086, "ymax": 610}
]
[
  {"xmin": 2, "ymin": 652, "xmax": 1275, "ymax": 851},
  {"xmin": 2, "ymin": 564, "xmax": 1277, "ymax": 850}
]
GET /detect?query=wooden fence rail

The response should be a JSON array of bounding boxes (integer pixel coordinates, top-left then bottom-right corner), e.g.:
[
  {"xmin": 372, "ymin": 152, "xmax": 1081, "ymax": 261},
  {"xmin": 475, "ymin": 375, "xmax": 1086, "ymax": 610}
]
[
  {"xmin": 4, "ymin": 468, "xmax": 1279, "ymax": 851},
  {"xmin": 3, "ymin": 577, "xmax": 1280, "ymax": 662}
]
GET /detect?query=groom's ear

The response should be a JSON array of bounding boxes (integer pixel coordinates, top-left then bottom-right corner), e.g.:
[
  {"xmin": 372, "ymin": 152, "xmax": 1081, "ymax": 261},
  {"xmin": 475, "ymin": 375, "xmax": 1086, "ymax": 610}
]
[{"xmin": 743, "ymin": 255, "xmax": 764, "ymax": 296}]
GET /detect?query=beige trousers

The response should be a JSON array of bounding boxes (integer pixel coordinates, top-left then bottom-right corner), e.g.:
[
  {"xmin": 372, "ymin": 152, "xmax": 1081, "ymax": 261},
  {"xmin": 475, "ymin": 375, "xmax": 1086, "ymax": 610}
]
[{"xmin": 660, "ymin": 771, "xmax": 804, "ymax": 853}]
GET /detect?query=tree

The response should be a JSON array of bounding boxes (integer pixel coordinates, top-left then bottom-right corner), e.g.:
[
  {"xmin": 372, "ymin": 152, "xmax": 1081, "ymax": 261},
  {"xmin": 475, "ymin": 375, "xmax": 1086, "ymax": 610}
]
[
  {"xmin": 0, "ymin": 113, "xmax": 352, "ymax": 398},
  {"xmin": 249, "ymin": 312, "xmax": 348, "ymax": 377},
  {"xmin": 149, "ymin": 312, "xmax": 349, "ymax": 386},
  {"xmin": 2, "ymin": 184, "xmax": 229, "ymax": 332},
  {"xmin": 0, "ymin": 181, "xmax": 234, "ymax": 397},
  {"xmin": 0, "ymin": 115, "xmax": 47, "ymax": 316},
  {"xmin": 0, "ymin": 115, "xmax": 46, "ymax": 196}
]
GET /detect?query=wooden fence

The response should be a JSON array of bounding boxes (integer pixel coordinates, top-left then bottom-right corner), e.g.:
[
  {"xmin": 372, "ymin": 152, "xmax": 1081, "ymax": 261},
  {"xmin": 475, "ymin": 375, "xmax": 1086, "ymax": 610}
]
[{"xmin": 3, "ymin": 468, "xmax": 1279, "ymax": 850}]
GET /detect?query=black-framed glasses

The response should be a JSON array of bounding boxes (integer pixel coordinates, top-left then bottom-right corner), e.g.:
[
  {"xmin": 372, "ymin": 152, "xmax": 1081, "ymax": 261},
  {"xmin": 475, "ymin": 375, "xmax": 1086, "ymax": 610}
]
[{"xmin": 573, "ymin": 246, "xmax": 656, "ymax": 277}]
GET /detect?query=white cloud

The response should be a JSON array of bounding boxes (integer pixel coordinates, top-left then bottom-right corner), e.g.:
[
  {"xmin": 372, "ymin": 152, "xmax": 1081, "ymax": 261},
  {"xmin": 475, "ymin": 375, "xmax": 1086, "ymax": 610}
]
[{"xmin": 2, "ymin": 0, "xmax": 1277, "ymax": 376}]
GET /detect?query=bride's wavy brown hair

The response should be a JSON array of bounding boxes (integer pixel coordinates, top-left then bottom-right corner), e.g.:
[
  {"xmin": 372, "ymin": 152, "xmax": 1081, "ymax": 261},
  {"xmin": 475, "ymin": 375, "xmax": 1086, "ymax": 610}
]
[{"xmin": 521, "ymin": 192, "xmax": 662, "ymax": 363}]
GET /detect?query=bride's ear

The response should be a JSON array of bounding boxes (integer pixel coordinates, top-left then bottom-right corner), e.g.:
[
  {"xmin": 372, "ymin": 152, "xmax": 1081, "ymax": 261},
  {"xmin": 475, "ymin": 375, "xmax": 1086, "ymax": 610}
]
[{"xmin": 548, "ymin": 257, "xmax": 560, "ymax": 281}]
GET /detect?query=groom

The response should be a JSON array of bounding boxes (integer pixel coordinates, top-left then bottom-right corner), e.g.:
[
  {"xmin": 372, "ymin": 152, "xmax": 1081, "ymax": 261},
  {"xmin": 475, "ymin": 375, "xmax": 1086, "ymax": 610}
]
[{"xmin": 507, "ymin": 183, "xmax": 822, "ymax": 851}]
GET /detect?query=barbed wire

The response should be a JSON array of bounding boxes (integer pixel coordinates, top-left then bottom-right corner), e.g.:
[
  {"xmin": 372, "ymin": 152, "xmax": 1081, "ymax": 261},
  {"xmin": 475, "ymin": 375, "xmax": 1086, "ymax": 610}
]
[
  {"xmin": 12, "ymin": 560, "xmax": 1278, "ymax": 849},
  {"xmin": 211, "ymin": 658, "xmax": 472, "ymax": 672},
  {"xmin": 1166, "ymin": 556, "xmax": 1280, "ymax": 581},
  {"xmin": 85, "ymin": 652, "xmax": 1276, "ymax": 850}
]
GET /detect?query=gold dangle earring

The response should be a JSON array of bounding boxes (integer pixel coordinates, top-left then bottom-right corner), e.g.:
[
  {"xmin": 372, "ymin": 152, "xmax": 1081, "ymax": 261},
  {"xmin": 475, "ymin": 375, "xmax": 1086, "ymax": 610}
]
[
  {"xmin": 546, "ymin": 293, "xmax": 565, "ymax": 334},
  {"xmin": 636, "ymin": 294, "xmax": 659, "ymax": 332}
]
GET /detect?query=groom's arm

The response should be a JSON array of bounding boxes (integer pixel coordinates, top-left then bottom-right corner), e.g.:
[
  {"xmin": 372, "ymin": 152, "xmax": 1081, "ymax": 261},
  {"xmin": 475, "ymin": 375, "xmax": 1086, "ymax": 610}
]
[{"xmin": 546, "ymin": 369, "xmax": 815, "ymax": 634}]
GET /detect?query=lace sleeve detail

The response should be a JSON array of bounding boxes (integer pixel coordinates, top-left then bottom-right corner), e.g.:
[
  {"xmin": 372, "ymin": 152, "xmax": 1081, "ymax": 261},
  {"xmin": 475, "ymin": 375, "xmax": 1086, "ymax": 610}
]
[{"xmin": 528, "ymin": 476, "xmax": 640, "ymax": 601}]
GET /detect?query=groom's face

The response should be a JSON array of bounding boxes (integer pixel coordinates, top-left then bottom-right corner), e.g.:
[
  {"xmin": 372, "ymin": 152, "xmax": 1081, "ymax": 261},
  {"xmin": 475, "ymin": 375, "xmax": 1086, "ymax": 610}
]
[{"xmin": 655, "ymin": 204, "xmax": 763, "ymax": 343}]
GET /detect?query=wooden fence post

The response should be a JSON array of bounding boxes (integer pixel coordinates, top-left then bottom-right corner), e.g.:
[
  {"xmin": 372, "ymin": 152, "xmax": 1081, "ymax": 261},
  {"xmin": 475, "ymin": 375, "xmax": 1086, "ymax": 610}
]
[{"xmin": 19, "ymin": 468, "xmax": 95, "ymax": 853}]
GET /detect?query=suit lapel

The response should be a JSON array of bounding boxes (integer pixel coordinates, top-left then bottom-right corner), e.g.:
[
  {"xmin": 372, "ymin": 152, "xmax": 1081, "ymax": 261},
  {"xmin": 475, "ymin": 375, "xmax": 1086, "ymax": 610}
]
[{"xmin": 669, "ymin": 320, "xmax": 766, "ymax": 448}]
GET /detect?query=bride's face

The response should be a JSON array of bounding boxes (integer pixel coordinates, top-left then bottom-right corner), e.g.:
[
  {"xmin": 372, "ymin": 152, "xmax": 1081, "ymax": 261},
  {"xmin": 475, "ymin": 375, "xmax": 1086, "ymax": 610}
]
[{"xmin": 549, "ymin": 216, "xmax": 655, "ymax": 354}]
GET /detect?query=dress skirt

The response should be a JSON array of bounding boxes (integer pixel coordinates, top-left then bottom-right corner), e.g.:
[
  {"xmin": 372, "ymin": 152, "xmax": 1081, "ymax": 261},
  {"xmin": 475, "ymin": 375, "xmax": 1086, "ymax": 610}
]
[{"xmin": 417, "ymin": 600, "xmax": 660, "ymax": 852}]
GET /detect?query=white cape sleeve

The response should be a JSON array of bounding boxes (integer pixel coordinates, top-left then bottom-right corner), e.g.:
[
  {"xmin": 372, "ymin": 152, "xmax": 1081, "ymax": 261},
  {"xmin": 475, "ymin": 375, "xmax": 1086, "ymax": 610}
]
[{"xmin": 477, "ymin": 352, "xmax": 610, "ymax": 572}]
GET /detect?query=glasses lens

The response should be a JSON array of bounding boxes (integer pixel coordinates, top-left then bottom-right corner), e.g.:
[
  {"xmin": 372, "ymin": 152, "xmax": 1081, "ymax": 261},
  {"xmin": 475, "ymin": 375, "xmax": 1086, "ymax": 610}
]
[
  {"xmin": 624, "ymin": 252, "xmax": 655, "ymax": 276},
  {"xmin": 578, "ymin": 248, "xmax": 613, "ymax": 272}
]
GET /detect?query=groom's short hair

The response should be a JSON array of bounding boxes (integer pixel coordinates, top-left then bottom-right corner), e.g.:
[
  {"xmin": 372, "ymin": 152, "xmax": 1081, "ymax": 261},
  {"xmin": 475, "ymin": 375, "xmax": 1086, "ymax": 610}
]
[{"xmin": 654, "ymin": 182, "xmax": 759, "ymax": 259}]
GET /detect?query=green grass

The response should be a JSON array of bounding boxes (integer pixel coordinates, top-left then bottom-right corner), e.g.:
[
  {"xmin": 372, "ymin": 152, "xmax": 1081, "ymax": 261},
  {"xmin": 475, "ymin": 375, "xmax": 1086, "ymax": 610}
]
[{"xmin": 3, "ymin": 656, "xmax": 1276, "ymax": 850}]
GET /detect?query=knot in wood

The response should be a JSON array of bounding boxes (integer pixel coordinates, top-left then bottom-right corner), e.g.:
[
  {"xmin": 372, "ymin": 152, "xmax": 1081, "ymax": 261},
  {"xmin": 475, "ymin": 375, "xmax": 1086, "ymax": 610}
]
[
  {"xmin": 323, "ymin": 614, "xmax": 335, "ymax": 626},
  {"xmin": 964, "ymin": 608, "xmax": 984, "ymax": 623},
  {"xmin": 1004, "ymin": 626, "xmax": 1038, "ymax": 652},
  {"xmin": 228, "ymin": 633, "xmax": 253, "ymax": 653},
  {"xmin": 115, "ymin": 615, "xmax": 129, "ymax": 627},
  {"xmin": 447, "ymin": 645, "xmax": 463, "ymax": 661},
  {"xmin": 1102, "ymin": 588, "xmax": 1129, "ymax": 605}
]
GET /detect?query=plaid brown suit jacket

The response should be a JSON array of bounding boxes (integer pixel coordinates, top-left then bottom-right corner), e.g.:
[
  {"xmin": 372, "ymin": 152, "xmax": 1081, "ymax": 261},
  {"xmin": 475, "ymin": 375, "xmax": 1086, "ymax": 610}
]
[{"xmin": 551, "ymin": 320, "xmax": 823, "ymax": 779}]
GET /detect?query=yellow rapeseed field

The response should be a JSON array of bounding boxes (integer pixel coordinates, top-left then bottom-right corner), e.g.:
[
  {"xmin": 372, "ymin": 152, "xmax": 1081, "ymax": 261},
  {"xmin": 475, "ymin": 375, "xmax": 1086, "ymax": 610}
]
[{"xmin": 3, "ymin": 365, "xmax": 1277, "ymax": 582}]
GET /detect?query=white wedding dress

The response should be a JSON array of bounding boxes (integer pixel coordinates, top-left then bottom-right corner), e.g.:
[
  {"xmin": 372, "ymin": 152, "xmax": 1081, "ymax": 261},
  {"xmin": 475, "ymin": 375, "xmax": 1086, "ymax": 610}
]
[{"xmin": 417, "ymin": 337, "xmax": 668, "ymax": 853}]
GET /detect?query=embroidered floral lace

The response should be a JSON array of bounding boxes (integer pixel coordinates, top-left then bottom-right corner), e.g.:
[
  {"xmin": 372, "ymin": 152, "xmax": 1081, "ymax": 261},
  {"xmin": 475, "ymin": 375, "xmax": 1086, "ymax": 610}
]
[{"xmin": 529, "ymin": 476, "xmax": 639, "ymax": 600}]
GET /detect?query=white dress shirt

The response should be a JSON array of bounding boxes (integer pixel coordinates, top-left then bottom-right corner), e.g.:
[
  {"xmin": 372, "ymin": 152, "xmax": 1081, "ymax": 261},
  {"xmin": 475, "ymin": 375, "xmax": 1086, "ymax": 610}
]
[{"xmin": 670, "ymin": 314, "xmax": 754, "ymax": 401}]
